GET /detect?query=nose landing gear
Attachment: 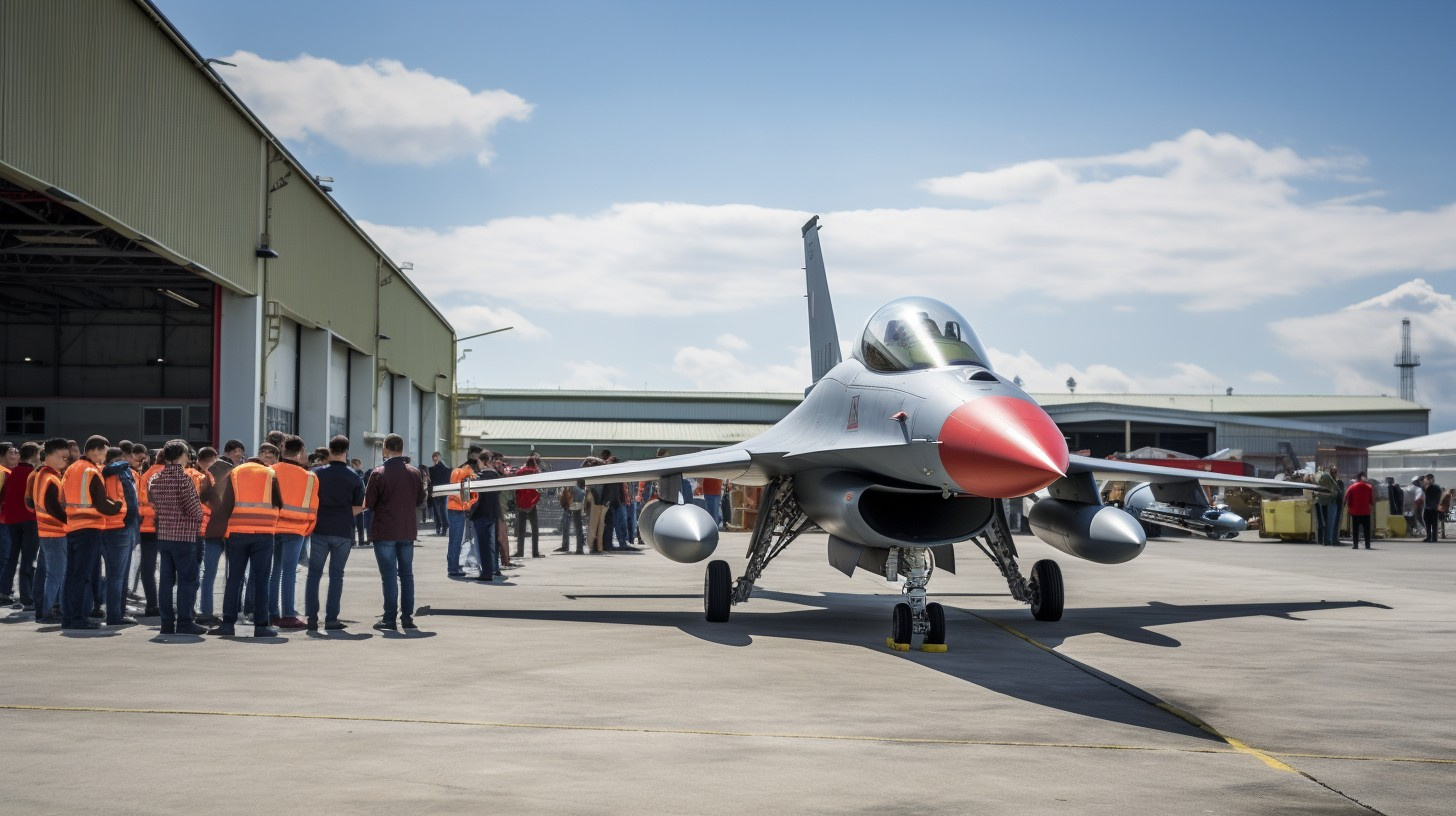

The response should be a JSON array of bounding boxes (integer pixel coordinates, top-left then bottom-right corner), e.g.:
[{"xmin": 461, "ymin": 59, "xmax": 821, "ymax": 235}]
[{"xmin": 885, "ymin": 548, "xmax": 949, "ymax": 652}]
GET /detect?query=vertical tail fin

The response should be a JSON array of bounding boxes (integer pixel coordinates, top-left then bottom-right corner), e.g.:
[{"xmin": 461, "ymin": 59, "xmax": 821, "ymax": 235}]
[{"xmin": 803, "ymin": 215, "xmax": 842, "ymax": 384}]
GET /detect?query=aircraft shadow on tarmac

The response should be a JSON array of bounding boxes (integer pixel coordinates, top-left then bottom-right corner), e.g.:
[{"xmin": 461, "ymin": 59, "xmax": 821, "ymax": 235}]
[{"xmin": 422, "ymin": 591, "xmax": 1389, "ymax": 739}]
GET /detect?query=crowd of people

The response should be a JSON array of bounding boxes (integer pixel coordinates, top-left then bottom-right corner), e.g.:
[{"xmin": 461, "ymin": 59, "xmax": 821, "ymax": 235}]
[
  {"xmin": 0, "ymin": 434, "xmax": 731, "ymax": 638},
  {"xmin": 0, "ymin": 430, "xmax": 424, "ymax": 637},
  {"xmin": 435, "ymin": 446, "xmax": 728, "ymax": 581},
  {"xmin": 1307, "ymin": 465, "xmax": 1449, "ymax": 548}
]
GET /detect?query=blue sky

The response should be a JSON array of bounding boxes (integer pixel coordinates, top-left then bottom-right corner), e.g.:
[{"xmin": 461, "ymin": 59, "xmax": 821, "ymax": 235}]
[{"xmin": 158, "ymin": 0, "xmax": 1456, "ymax": 428}]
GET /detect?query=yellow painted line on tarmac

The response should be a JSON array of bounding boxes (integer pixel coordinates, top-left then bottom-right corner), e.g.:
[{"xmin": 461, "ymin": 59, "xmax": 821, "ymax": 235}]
[
  {"xmin": 965, "ymin": 612, "xmax": 1299, "ymax": 773},
  {"xmin": 0, "ymin": 703, "xmax": 1228, "ymax": 756},
  {"xmin": 1152, "ymin": 702, "xmax": 1298, "ymax": 772}
]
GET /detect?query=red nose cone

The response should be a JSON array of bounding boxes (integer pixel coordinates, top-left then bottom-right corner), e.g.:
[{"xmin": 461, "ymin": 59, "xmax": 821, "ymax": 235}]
[{"xmin": 938, "ymin": 396, "xmax": 1069, "ymax": 498}]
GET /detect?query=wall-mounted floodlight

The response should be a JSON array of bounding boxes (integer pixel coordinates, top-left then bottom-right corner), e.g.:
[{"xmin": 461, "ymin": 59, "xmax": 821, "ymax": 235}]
[
  {"xmin": 400, "ymin": 262, "xmax": 414, "ymax": 271},
  {"xmin": 378, "ymin": 334, "xmax": 392, "ymax": 341},
  {"xmin": 313, "ymin": 175, "xmax": 334, "ymax": 193},
  {"xmin": 204, "ymin": 58, "xmax": 236, "ymax": 67},
  {"xmin": 256, "ymin": 245, "xmax": 279, "ymax": 259}
]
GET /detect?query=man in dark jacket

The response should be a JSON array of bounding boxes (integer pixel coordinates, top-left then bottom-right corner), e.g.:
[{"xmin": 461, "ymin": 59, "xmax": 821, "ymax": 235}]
[
  {"xmin": 365, "ymin": 434, "xmax": 425, "ymax": 631},
  {"xmin": 427, "ymin": 452, "xmax": 450, "ymax": 536},
  {"xmin": 196, "ymin": 446, "xmax": 232, "ymax": 625},
  {"xmin": 100, "ymin": 448, "xmax": 139, "ymax": 626},
  {"xmin": 308, "ymin": 435, "xmax": 364, "ymax": 630},
  {"xmin": 468, "ymin": 456, "xmax": 501, "ymax": 581},
  {"xmin": 1422, "ymin": 474, "xmax": 1442, "ymax": 542}
]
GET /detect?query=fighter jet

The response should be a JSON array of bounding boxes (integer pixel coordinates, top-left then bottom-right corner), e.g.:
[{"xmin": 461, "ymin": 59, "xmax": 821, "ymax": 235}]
[{"xmin": 440, "ymin": 216, "xmax": 1320, "ymax": 651}]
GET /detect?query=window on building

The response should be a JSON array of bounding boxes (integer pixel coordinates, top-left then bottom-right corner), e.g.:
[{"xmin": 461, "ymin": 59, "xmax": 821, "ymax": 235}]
[
  {"xmin": 266, "ymin": 406, "xmax": 296, "ymax": 435},
  {"xmin": 4, "ymin": 406, "xmax": 45, "ymax": 435},
  {"xmin": 143, "ymin": 407, "xmax": 184, "ymax": 437}
]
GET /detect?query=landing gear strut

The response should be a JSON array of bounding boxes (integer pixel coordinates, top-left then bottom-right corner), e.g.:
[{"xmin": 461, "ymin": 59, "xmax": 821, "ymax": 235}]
[
  {"xmin": 701, "ymin": 476, "xmax": 810, "ymax": 622},
  {"xmin": 885, "ymin": 547, "xmax": 946, "ymax": 651},
  {"xmin": 970, "ymin": 500, "xmax": 1064, "ymax": 622}
]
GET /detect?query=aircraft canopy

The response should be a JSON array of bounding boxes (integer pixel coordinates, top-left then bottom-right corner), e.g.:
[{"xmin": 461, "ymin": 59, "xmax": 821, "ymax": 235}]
[{"xmin": 856, "ymin": 297, "xmax": 991, "ymax": 373}]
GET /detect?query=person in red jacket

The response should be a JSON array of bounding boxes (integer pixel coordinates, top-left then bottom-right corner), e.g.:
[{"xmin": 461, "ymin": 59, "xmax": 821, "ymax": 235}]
[
  {"xmin": 1344, "ymin": 472, "xmax": 1374, "ymax": 550},
  {"xmin": 512, "ymin": 454, "xmax": 544, "ymax": 559}
]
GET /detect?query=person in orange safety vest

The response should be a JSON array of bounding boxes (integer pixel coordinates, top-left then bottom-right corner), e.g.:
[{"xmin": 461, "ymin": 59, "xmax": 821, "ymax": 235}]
[
  {"xmin": 59, "ymin": 435, "xmax": 122, "ymax": 629},
  {"xmin": 208, "ymin": 442, "xmax": 283, "ymax": 638},
  {"xmin": 268, "ymin": 435, "xmax": 318, "ymax": 630}
]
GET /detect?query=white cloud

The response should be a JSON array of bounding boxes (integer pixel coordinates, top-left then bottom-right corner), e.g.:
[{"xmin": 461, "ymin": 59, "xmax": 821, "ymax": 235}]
[
  {"xmin": 716, "ymin": 333, "xmax": 750, "ymax": 351},
  {"xmin": 919, "ymin": 159, "xmax": 1076, "ymax": 202},
  {"xmin": 1269, "ymin": 279, "xmax": 1456, "ymax": 420},
  {"xmin": 217, "ymin": 51, "xmax": 531, "ymax": 166},
  {"xmin": 363, "ymin": 130, "xmax": 1456, "ymax": 320},
  {"xmin": 989, "ymin": 348, "xmax": 1227, "ymax": 394},
  {"xmin": 445, "ymin": 303, "xmax": 548, "ymax": 339},
  {"xmin": 361, "ymin": 203, "xmax": 806, "ymax": 318},
  {"xmin": 1248, "ymin": 370, "xmax": 1283, "ymax": 385},
  {"xmin": 551, "ymin": 362, "xmax": 630, "ymax": 391},
  {"xmin": 672, "ymin": 345, "xmax": 810, "ymax": 392}
]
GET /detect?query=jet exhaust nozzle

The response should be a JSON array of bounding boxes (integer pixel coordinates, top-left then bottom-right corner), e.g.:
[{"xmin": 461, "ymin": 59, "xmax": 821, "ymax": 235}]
[
  {"xmin": 1028, "ymin": 499, "xmax": 1146, "ymax": 564},
  {"xmin": 637, "ymin": 500, "xmax": 719, "ymax": 563}
]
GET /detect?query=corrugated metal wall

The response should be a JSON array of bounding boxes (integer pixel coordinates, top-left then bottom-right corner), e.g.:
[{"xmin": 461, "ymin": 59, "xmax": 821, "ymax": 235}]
[
  {"xmin": 0, "ymin": 0, "xmax": 262, "ymax": 292},
  {"xmin": 1, "ymin": 0, "xmax": 455, "ymax": 406},
  {"xmin": 380, "ymin": 276, "xmax": 453, "ymax": 391},
  {"xmin": 266, "ymin": 176, "xmax": 379, "ymax": 351}
]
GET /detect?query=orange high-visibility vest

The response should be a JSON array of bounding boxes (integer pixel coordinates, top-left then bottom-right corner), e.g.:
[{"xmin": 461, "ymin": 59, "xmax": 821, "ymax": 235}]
[
  {"xmin": 101, "ymin": 472, "xmax": 128, "ymax": 532},
  {"xmin": 226, "ymin": 462, "xmax": 279, "ymax": 536},
  {"xmin": 62, "ymin": 459, "xmax": 104, "ymax": 533},
  {"xmin": 137, "ymin": 463, "xmax": 164, "ymax": 534},
  {"xmin": 272, "ymin": 462, "xmax": 319, "ymax": 536},
  {"xmin": 188, "ymin": 467, "xmax": 211, "ymax": 537},
  {"xmin": 446, "ymin": 464, "xmax": 477, "ymax": 511},
  {"xmin": 30, "ymin": 466, "xmax": 66, "ymax": 538}
]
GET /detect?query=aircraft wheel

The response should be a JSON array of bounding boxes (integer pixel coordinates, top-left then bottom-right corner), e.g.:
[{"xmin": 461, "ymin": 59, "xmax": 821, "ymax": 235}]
[
  {"xmin": 1029, "ymin": 559, "xmax": 1064, "ymax": 622},
  {"xmin": 891, "ymin": 602, "xmax": 913, "ymax": 646},
  {"xmin": 704, "ymin": 560, "xmax": 732, "ymax": 622},
  {"xmin": 925, "ymin": 602, "xmax": 947, "ymax": 645}
]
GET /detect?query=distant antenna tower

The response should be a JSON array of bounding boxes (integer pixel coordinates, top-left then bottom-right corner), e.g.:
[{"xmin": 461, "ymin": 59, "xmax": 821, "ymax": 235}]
[{"xmin": 1394, "ymin": 317, "xmax": 1420, "ymax": 402}]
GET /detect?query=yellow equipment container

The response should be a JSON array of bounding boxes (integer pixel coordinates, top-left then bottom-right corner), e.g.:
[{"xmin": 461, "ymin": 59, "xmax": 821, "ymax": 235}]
[{"xmin": 1261, "ymin": 497, "xmax": 1316, "ymax": 541}]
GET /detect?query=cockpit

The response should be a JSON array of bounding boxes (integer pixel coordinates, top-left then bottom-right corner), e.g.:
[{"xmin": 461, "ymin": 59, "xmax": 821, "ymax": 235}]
[{"xmin": 855, "ymin": 297, "xmax": 991, "ymax": 373}]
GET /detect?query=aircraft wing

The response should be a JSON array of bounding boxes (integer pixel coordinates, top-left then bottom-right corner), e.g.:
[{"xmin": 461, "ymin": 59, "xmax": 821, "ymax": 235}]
[
  {"xmin": 1067, "ymin": 454, "xmax": 1326, "ymax": 492},
  {"xmin": 432, "ymin": 448, "xmax": 755, "ymax": 498}
]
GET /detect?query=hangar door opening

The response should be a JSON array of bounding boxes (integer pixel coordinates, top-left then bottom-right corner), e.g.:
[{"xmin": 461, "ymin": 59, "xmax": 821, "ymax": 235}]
[{"xmin": 0, "ymin": 180, "xmax": 216, "ymax": 448}]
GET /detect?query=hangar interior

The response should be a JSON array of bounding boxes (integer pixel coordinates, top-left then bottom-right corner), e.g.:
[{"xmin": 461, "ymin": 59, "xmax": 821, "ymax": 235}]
[{"xmin": 0, "ymin": 0, "xmax": 455, "ymax": 460}]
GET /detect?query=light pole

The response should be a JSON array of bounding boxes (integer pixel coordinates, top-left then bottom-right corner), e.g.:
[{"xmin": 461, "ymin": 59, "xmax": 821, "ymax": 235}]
[{"xmin": 450, "ymin": 326, "xmax": 514, "ymax": 459}]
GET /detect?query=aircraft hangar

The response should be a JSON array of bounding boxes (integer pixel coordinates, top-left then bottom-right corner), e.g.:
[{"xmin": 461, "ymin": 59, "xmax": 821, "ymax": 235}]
[
  {"xmin": 458, "ymin": 388, "xmax": 1429, "ymax": 476},
  {"xmin": 0, "ymin": 0, "xmax": 454, "ymax": 460}
]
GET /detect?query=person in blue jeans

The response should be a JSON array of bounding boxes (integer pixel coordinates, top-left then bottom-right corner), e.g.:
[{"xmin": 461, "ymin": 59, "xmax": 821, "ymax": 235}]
[
  {"xmin": 35, "ymin": 536, "xmax": 66, "ymax": 622},
  {"xmin": 469, "ymin": 462, "xmax": 501, "ymax": 580},
  {"xmin": 427, "ymin": 452, "xmax": 451, "ymax": 537},
  {"xmin": 308, "ymin": 435, "xmax": 365, "ymax": 630},
  {"xmin": 99, "ymin": 448, "xmax": 139, "ymax": 626},
  {"xmin": 364, "ymin": 434, "xmax": 425, "ymax": 631}
]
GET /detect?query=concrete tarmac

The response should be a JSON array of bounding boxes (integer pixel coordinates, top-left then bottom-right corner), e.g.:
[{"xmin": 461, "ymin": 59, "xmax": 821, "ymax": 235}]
[{"xmin": 1, "ymin": 529, "xmax": 1451, "ymax": 815}]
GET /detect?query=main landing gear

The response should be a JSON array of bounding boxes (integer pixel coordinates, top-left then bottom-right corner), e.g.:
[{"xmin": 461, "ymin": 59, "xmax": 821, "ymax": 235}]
[
  {"xmin": 700, "ymin": 481, "xmax": 1064, "ymax": 652},
  {"xmin": 703, "ymin": 477, "xmax": 810, "ymax": 623},
  {"xmin": 970, "ymin": 500, "xmax": 1064, "ymax": 622}
]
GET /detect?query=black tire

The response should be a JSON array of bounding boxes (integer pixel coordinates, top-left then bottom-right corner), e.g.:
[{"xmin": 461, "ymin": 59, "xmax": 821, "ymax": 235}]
[
  {"xmin": 891, "ymin": 602, "xmax": 913, "ymax": 645},
  {"xmin": 925, "ymin": 602, "xmax": 946, "ymax": 645},
  {"xmin": 704, "ymin": 560, "xmax": 732, "ymax": 622},
  {"xmin": 1030, "ymin": 559, "xmax": 1064, "ymax": 622}
]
